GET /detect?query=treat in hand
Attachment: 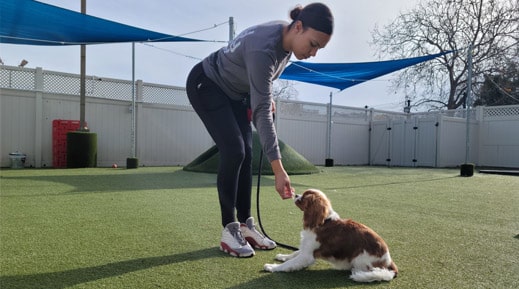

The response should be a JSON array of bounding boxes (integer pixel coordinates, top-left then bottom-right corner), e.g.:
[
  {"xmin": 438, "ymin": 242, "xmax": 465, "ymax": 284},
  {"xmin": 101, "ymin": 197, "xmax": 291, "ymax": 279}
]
[{"xmin": 282, "ymin": 187, "xmax": 295, "ymax": 199}]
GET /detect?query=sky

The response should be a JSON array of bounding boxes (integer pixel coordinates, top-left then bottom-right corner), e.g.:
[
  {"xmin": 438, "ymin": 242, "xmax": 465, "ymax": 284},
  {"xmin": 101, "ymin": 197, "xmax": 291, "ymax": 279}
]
[{"xmin": 1, "ymin": 0, "xmax": 419, "ymax": 111}]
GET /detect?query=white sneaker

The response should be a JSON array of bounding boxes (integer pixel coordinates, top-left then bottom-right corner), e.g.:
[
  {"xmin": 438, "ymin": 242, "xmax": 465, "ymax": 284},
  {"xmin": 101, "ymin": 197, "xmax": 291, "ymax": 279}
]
[
  {"xmin": 241, "ymin": 217, "xmax": 276, "ymax": 250},
  {"xmin": 220, "ymin": 222, "xmax": 255, "ymax": 257}
]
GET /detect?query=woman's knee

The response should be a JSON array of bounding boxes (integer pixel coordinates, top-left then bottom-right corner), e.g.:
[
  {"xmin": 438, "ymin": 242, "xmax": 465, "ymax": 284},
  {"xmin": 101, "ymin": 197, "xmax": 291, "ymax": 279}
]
[{"xmin": 219, "ymin": 140, "xmax": 247, "ymax": 166}]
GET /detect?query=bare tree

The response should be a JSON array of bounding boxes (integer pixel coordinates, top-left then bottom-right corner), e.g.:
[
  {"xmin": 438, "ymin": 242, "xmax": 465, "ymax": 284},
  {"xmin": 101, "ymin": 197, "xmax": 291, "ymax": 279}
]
[
  {"xmin": 474, "ymin": 51, "xmax": 519, "ymax": 106},
  {"xmin": 371, "ymin": 0, "xmax": 519, "ymax": 110},
  {"xmin": 272, "ymin": 79, "xmax": 299, "ymax": 100}
]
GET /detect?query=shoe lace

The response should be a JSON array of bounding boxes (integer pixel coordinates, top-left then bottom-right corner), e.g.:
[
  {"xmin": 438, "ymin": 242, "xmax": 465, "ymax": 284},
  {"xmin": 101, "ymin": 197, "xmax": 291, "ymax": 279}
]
[{"xmin": 231, "ymin": 227, "xmax": 247, "ymax": 246}]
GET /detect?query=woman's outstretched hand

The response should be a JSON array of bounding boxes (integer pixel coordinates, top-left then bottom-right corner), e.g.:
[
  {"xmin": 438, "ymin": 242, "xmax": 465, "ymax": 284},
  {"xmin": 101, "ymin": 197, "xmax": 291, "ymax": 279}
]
[{"xmin": 271, "ymin": 159, "xmax": 294, "ymax": 200}]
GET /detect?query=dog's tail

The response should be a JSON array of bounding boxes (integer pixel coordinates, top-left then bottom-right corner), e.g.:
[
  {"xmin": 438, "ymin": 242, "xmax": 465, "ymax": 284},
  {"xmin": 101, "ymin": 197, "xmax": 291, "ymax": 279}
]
[{"xmin": 350, "ymin": 267, "xmax": 397, "ymax": 283}]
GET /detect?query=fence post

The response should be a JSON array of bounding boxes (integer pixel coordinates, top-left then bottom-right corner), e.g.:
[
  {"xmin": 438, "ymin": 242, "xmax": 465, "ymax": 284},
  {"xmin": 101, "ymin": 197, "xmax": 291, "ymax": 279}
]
[
  {"xmin": 476, "ymin": 106, "xmax": 484, "ymax": 121},
  {"xmin": 476, "ymin": 106, "xmax": 484, "ymax": 165},
  {"xmin": 34, "ymin": 67, "xmax": 44, "ymax": 168}
]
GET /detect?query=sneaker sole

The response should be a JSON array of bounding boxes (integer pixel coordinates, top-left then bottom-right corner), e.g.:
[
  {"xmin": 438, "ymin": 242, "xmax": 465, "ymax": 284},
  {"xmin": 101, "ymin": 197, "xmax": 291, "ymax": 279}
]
[
  {"xmin": 245, "ymin": 237, "xmax": 276, "ymax": 250},
  {"xmin": 219, "ymin": 242, "xmax": 255, "ymax": 258}
]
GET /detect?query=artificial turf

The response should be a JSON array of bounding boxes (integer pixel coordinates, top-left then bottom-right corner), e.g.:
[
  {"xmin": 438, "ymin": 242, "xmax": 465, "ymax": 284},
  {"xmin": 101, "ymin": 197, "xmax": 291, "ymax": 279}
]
[{"xmin": 0, "ymin": 166, "xmax": 517, "ymax": 289}]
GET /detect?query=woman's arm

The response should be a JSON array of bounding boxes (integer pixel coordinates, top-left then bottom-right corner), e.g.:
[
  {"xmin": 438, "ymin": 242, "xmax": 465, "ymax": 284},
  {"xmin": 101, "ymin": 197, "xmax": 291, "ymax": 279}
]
[{"xmin": 271, "ymin": 159, "xmax": 294, "ymax": 199}]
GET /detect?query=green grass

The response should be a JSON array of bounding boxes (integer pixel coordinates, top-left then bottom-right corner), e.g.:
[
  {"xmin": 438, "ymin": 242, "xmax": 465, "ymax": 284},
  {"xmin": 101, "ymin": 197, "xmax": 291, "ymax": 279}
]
[{"xmin": 1, "ymin": 166, "xmax": 518, "ymax": 289}]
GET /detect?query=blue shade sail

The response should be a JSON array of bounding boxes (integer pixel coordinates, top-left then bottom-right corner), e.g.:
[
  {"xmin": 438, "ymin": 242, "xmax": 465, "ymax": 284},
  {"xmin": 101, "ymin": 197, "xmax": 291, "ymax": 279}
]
[
  {"xmin": 0, "ymin": 0, "xmax": 202, "ymax": 45},
  {"xmin": 280, "ymin": 52, "xmax": 450, "ymax": 90}
]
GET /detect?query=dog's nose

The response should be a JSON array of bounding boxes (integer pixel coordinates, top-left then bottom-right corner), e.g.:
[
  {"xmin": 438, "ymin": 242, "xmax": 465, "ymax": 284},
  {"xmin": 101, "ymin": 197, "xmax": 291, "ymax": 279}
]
[{"xmin": 294, "ymin": 194, "xmax": 301, "ymax": 202}]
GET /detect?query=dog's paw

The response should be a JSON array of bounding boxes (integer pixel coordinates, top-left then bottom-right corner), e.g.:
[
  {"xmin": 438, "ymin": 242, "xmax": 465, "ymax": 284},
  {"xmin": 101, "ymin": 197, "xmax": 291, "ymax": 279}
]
[
  {"xmin": 264, "ymin": 263, "xmax": 279, "ymax": 272},
  {"xmin": 275, "ymin": 254, "xmax": 290, "ymax": 262}
]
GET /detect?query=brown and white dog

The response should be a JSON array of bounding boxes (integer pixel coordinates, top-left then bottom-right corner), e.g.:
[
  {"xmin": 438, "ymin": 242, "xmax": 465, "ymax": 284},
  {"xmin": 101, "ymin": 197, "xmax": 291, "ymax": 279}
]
[{"xmin": 264, "ymin": 189, "xmax": 398, "ymax": 282}]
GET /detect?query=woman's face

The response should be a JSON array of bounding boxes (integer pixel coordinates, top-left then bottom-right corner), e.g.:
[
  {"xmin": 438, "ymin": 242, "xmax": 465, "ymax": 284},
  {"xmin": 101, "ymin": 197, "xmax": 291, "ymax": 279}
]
[{"xmin": 290, "ymin": 21, "xmax": 331, "ymax": 60}]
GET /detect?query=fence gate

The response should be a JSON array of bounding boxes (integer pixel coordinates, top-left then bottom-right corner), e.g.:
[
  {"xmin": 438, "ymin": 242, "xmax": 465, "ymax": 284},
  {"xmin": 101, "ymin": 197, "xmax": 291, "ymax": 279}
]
[
  {"xmin": 370, "ymin": 117, "xmax": 439, "ymax": 167},
  {"xmin": 415, "ymin": 118, "xmax": 439, "ymax": 167},
  {"xmin": 369, "ymin": 121, "xmax": 391, "ymax": 166}
]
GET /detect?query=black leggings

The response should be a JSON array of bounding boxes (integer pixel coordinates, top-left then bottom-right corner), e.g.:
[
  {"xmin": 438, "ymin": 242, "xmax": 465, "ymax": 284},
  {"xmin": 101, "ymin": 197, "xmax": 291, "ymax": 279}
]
[{"xmin": 186, "ymin": 62, "xmax": 252, "ymax": 228}]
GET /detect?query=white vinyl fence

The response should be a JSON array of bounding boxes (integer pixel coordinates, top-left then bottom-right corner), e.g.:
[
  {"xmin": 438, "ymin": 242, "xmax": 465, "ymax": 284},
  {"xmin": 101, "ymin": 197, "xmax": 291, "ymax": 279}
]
[{"xmin": 1, "ymin": 65, "xmax": 518, "ymax": 169}]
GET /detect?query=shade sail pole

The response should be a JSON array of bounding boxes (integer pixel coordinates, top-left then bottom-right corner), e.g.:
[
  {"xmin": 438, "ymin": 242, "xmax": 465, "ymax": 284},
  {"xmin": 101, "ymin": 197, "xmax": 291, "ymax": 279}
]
[
  {"xmin": 460, "ymin": 45, "xmax": 475, "ymax": 177},
  {"xmin": 126, "ymin": 42, "xmax": 138, "ymax": 169},
  {"xmin": 325, "ymin": 92, "xmax": 334, "ymax": 167},
  {"xmin": 465, "ymin": 45, "xmax": 473, "ymax": 164},
  {"xmin": 326, "ymin": 92, "xmax": 332, "ymax": 159},
  {"xmin": 229, "ymin": 17, "xmax": 235, "ymax": 41},
  {"xmin": 131, "ymin": 42, "xmax": 136, "ymax": 158},
  {"xmin": 79, "ymin": 0, "xmax": 86, "ymax": 131}
]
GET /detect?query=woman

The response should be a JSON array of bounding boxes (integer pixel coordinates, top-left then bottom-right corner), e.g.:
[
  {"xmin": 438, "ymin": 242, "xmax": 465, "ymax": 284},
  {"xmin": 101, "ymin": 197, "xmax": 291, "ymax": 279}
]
[{"xmin": 186, "ymin": 3, "xmax": 333, "ymax": 257}]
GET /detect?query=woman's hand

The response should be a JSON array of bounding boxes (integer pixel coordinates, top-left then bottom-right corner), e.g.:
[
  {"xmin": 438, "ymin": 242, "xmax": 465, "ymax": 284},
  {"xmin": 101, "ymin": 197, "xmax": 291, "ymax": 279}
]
[{"xmin": 271, "ymin": 159, "xmax": 295, "ymax": 199}]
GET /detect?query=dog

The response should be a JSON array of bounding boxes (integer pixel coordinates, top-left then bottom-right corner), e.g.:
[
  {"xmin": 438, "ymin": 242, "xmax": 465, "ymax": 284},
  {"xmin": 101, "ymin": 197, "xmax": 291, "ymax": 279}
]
[{"xmin": 264, "ymin": 189, "xmax": 398, "ymax": 282}]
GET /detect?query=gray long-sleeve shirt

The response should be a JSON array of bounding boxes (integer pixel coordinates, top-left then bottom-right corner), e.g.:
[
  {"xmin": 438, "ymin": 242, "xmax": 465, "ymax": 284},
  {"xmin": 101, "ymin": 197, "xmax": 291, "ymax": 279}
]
[{"xmin": 202, "ymin": 21, "xmax": 291, "ymax": 162}]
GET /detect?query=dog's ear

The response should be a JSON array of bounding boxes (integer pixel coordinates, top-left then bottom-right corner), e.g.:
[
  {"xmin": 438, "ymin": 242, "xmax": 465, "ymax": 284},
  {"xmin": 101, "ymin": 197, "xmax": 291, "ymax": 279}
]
[{"xmin": 303, "ymin": 191, "xmax": 329, "ymax": 229}]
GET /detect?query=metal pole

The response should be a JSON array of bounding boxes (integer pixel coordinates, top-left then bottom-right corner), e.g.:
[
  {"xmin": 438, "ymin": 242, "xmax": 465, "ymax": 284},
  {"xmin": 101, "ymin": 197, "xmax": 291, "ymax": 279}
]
[
  {"xmin": 79, "ymin": 0, "xmax": 86, "ymax": 130},
  {"xmin": 465, "ymin": 45, "xmax": 473, "ymax": 163},
  {"xmin": 326, "ymin": 92, "xmax": 332, "ymax": 159},
  {"xmin": 229, "ymin": 17, "xmax": 235, "ymax": 41},
  {"xmin": 131, "ymin": 42, "xmax": 136, "ymax": 158}
]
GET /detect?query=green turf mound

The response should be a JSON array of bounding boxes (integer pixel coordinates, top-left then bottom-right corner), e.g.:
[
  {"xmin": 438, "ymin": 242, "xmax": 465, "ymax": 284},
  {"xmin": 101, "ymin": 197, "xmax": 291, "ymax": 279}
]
[{"xmin": 183, "ymin": 132, "xmax": 319, "ymax": 175}]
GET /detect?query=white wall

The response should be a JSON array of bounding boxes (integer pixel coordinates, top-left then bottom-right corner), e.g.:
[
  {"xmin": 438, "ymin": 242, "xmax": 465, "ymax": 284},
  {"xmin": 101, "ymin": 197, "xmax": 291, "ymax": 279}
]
[
  {"xmin": 478, "ymin": 106, "xmax": 519, "ymax": 167},
  {"xmin": 436, "ymin": 116, "xmax": 479, "ymax": 167},
  {"xmin": 0, "ymin": 89, "xmax": 214, "ymax": 168},
  {"xmin": 1, "ymin": 65, "xmax": 518, "ymax": 169}
]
